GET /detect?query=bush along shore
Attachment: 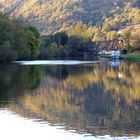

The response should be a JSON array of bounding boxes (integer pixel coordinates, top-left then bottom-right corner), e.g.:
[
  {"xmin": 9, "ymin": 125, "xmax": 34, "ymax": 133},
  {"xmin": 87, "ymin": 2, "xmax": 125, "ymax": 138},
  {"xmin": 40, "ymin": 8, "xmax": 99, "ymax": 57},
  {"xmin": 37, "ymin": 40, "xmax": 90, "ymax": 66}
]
[{"xmin": 121, "ymin": 53, "xmax": 140, "ymax": 61}]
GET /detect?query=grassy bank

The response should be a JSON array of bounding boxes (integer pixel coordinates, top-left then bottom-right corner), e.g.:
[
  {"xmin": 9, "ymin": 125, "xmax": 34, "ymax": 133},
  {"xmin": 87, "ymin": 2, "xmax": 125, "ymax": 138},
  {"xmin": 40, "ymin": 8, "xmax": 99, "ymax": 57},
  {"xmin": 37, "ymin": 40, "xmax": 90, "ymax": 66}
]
[
  {"xmin": 99, "ymin": 53, "xmax": 140, "ymax": 61},
  {"xmin": 121, "ymin": 53, "xmax": 140, "ymax": 61}
]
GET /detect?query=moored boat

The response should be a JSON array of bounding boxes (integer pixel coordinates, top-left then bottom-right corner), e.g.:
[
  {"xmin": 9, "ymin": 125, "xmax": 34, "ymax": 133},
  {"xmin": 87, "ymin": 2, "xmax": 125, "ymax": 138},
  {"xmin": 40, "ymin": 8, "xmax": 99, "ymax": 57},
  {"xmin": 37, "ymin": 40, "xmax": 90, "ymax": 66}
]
[{"xmin": 110, "ymin": 50, "xmax": 121, "ymax": 59}]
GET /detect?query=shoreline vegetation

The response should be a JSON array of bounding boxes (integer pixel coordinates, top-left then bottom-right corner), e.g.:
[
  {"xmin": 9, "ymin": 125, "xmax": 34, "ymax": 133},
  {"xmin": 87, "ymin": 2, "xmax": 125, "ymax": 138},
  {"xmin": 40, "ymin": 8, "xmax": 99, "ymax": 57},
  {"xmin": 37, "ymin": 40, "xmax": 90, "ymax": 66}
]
[
  {"xmin": 121, "ymin": 53, "xmax": 140, "ymax": 60},
  {"xmin": 0, "ymin": 13, "xmax": 40, "ymax": 62},
  {"xmin": 99, "ymin": 52, "xmax": 140, "ymax": 61},
  {"xmin": 0, "ymin": 11, "xmax": 140, "ymax": 62}
]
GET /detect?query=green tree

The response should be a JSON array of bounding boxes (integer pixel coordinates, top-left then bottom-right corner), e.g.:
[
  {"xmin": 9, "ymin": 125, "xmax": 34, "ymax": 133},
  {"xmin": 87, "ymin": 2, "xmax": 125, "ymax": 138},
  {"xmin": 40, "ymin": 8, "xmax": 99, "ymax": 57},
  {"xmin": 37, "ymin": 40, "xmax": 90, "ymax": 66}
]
[
  {"xmin": 0, "ymin": 13, "xmax": 41, "ymax": 61},
  {"xmin": 26, "ymin": 26, "xmax": 40, "ymax": 38},
  {"xmin": 53, "ymin": 32, "xmax": 68, "ymax": 47},
  {"xmin": 44, "ymin": 37, "xmax": 52, "ymax": 48},
  {"xmin": 59, "ymin": 32, "xmax": 68, "ymax": 46},
  {"xmin": 25, "ymin": 26, "xmax": 41, "ymax": 58}
]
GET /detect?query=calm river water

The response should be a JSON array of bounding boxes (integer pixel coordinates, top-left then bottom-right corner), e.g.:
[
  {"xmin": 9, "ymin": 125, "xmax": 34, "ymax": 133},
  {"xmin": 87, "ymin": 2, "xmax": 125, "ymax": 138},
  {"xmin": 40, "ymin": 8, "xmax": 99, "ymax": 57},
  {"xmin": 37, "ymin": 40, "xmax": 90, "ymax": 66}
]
[{"xmin": 0, "ymin": 59, "xmax": 140, "ymax": 140}]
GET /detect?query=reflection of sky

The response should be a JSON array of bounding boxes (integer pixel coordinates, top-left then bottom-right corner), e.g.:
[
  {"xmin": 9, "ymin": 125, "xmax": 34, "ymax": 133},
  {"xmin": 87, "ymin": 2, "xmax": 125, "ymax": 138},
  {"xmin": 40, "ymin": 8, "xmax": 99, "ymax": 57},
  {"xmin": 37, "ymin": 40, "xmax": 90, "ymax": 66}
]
[
  {"xmin": 0, "ymin": 109, "xmax": 139, "ymax": 140},
  {"xmin": 14, "ymin": 60, "xmax": 101, "ymax": 65}
]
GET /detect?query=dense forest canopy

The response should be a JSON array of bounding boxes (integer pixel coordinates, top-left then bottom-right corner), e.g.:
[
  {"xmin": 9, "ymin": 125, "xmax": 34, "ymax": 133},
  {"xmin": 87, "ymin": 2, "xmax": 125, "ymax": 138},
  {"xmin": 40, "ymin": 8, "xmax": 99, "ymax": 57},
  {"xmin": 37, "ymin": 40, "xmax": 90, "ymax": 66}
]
[{"xmin": 0, "ymin": 0, "xmax": 140, "ymax": 34}]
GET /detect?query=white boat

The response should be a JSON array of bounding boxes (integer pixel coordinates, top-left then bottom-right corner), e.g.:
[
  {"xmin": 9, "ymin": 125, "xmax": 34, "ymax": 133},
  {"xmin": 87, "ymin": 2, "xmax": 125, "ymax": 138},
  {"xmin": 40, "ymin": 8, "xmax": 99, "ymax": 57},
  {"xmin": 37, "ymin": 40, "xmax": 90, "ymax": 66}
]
[{"xmin": 110, "ymin": 51, "xmax": 120, "ymax": 59}]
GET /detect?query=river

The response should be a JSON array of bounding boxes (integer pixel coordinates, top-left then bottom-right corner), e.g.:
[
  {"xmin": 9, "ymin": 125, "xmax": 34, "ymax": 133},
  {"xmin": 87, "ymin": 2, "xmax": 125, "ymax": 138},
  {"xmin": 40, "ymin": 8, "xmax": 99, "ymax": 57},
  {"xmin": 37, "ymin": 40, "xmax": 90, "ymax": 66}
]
[{"xmin": 0, "ymin": 59, "xmax": 140, "ymax": 140}]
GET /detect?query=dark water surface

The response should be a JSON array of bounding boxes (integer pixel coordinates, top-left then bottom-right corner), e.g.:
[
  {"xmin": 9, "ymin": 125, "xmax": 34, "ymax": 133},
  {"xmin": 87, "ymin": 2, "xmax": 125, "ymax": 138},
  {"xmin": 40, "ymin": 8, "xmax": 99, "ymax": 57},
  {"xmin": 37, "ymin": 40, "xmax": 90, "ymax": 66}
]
[{"xmin": 0, "ymin": 60, "xmax": 140, "ymax": 140}]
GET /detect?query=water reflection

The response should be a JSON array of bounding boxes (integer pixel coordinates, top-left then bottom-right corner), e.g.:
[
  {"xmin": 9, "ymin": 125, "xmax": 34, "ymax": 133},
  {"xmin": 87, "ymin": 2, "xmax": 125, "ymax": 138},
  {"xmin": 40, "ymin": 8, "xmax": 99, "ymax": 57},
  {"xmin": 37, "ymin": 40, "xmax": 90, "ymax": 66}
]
[
  {"xmin": 0, "ymin": 61, "xmax": 140, "ymax": 138},
  {"xmin": 0, "ymin": 64, "xmax": 41, "ymax": 103},
  {"xmin": 109, "ymin": 60, "xmax": 120, "ymax": 68}
]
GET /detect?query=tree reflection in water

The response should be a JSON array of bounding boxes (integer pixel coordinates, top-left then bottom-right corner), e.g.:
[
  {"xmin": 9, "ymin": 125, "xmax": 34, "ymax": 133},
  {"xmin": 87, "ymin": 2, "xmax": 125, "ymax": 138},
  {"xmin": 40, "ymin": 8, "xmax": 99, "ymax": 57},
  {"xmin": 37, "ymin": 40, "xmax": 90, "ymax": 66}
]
[{"xmin": 0, "ymin": 61, "xmax": 140, "ymax": 137}]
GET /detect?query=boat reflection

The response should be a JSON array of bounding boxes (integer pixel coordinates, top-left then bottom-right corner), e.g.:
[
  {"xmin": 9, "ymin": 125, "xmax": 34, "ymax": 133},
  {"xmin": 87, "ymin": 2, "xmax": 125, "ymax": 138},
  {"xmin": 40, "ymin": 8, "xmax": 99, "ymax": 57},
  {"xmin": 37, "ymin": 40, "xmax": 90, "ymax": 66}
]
[{"xmin": 109, "ymin": 60, "xmax": 121, "ymax": 68}]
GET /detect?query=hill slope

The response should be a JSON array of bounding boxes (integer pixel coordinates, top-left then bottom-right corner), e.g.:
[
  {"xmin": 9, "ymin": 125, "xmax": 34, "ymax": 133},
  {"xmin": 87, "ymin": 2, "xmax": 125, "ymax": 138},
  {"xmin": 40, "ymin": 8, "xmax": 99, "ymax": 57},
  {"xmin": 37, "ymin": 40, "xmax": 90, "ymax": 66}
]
[{"xmin": 0, "ymin": 0, "xmax": 139, "ymax": 34}]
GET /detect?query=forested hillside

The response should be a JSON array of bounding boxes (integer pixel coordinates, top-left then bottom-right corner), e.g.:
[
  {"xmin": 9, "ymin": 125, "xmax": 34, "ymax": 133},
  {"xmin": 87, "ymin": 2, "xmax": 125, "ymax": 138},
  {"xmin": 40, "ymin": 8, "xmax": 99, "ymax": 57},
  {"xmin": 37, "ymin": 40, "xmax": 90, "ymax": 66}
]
[{"xmin": 0, "ymin": 0, "xmax": 140, "ymax": 34}]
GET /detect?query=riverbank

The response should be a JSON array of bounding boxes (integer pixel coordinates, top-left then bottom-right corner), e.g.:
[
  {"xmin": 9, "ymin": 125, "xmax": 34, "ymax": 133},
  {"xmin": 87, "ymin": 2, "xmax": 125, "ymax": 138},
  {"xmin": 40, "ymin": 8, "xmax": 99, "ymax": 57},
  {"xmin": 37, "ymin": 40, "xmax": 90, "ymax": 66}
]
[
  {"xmin": 121, "ymin": 53, "xmax": 140, "ymax": 61},
  {"xmin": 99, "ymin": 52, "xmax": 140, "ymax": 61}
]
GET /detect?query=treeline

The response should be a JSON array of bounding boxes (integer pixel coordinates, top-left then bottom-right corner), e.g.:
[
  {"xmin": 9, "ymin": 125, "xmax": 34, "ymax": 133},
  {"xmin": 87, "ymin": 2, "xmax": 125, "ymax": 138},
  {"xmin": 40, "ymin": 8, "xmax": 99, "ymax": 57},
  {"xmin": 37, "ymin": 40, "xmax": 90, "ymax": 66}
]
[
  {"xmin": 0, "ymin": 13, "xmax": 41, "ymax": 62},
  {"xmin": 41, "ymin": 32, "xmax": 68, "ymax": 58},
  {"xmin": 40, "ymin": 29, "xmax": 96, "ymax": 58},
  {"xmin": 0, "ymin": 13, "xmax": 95, "ymax": 61},
  {"xmin": 41, "ymin": 20, "xmax": 140, "ymax": 58}
]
